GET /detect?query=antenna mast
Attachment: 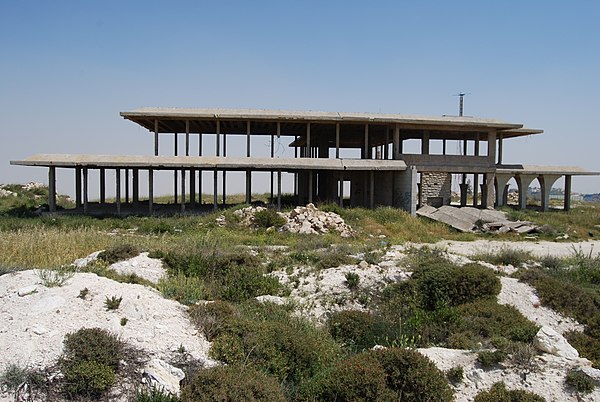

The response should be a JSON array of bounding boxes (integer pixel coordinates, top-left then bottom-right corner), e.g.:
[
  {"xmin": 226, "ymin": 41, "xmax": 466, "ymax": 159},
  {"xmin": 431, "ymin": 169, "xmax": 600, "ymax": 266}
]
[{"xmin": 454, "ymin": 92, "xmax": 470, "ymax": 116}]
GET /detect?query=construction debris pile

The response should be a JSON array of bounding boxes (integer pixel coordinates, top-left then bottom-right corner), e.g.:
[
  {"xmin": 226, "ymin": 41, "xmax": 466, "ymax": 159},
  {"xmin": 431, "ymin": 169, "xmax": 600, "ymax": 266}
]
[
  {"xmin": 232, "ymin": 203, "xmax": 354, "ymax": 237},
  {"xmin": 417, "ymin": 205, "xmax": 540, "ymax": 234}
]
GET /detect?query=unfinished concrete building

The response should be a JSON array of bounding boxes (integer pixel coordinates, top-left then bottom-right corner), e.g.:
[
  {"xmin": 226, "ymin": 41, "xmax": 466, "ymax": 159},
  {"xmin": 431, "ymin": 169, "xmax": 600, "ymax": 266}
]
[{"xmin": 10, "ymin": 108, "xmax": 597, "ymax": 215}]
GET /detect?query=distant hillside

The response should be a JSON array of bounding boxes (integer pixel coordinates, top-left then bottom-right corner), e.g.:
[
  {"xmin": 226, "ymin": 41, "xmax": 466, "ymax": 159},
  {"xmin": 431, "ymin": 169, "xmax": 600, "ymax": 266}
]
[{"xmin": 0, "ymin": 183, "xmax": 72, "ymax": 216}]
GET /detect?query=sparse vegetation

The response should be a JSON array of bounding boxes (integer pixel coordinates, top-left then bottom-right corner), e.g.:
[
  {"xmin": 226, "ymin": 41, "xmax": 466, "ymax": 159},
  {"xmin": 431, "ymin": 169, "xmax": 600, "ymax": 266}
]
[
  {"xmin": 565, "ymin": 368, "xmax": 596, "ymax": 394},
  {"xmin": 104, "ymin": 295, "xmax": 123, "ymax": 310},
  {"xmin": 473, "ymin": 246, "xmax": 534, "ymax": 267},
  {"xmin": 253, "ymin": 208, "xmax": 287, "ymax": 228},
  {"xmin": 344, "ymin": 271, "xmax": 360, "ymax": 289},
  {"xmin": 477, "ymin": 350, "xmax": 507, "ymax": 368},
  {"xmin": 474, "ymin": 382, "xmax": 545, "ymax": 401},
  {"xmin": 78, "ymin": 287, "xmax": 89, "ymax": 299},
  {"xmin": 98, "ymin": 243, "xmax": 140, "ymax": 264},
  {"xmin": 446, "ymin": 366, "xmax": 464, "ymax": 385},
  {"xmin": 36, "ymin": 267, "xmax": 75, "ymax": 287}
]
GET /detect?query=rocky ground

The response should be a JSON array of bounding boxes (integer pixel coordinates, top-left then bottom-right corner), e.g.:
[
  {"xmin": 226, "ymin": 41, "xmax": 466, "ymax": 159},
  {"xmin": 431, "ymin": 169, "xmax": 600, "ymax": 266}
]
[{"xmin": 2, "ymin": 239, "xmax": 600, "ymax": 401}]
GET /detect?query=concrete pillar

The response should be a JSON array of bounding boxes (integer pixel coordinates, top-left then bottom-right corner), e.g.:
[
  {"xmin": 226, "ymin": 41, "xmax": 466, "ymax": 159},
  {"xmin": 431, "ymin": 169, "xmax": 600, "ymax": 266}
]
[
  {"xmin": 421, "ymin": 131, "xmax": 430, "ymax": 155},
  {"xmin": 339, "ymin": 172, "xmax": 344, "ymax": 207},
  {"xmin": 364, "ymin": 124, "xmax": 369, "ymax": 159},
  {"xmin": 198, "ymin": 132, "xmax": 203, "ymax": 204},
  {"xmin": 223, "ymin": 132, "xmax": 227, "ymax": 206},
  {"xmin": 482, "ymin": 173, "xmax": 495, "ymax": 208},
  {"xmin": 385, "ymin": 129, "xmax": 390, "ymax": 159},
  {"xmin": 246, "ymin": 121, "xmax": 250, "ymax": 157},
  {"xmin": 99, "ymin": 168, "xmax": 106, "ymax": 204},
  {"xmin": 460, "ymin": 183, "xmax": 468, "ymax": 207},
  {"xmin": 132, "ymin": 168, "xmax": 139, "ymax": 208},
  {"xmin": 473, "ymin": 174, "xmax": 479, "ymax": 207},
  {"xmin": 442, "ymin": 139, "xmax": 447, "ymax": 155},
  {"xmin": 515, "ymin": 174, "xmax": 537, "ymax": 209},
  {"xmin": 393, "ymin": 125, "xmax": 400, "ymax": 159},
  {"xmin": 277, "ymin": 170, "xmax": 282, "ymax": 211},
  {"xmin": 48, "ymin": 167, "xmax": 56, "ymax": 212},
  {"xmin": 306, "ymin": 123, "xmax": 311, "ymax": 157},
  {"xmin": 180, "ymin": 169, "xmax": 186, "ymax": 214},
  {"xmin": 369, "ymin": 170, "xmax": 375, "ymax": 208},
  {"xmin": 125, "ymin": 169, "xmax": 129, "ymax": 204},
  {"xmin": 115, "ymin": 169, "xmax": 121, "ymax": 215},
  {"xmin": 270, "ymin": 131, "xmax": 274, "ymax": 201},
  {"xmin": 564, "ymin": 175, "xmax": 572, "ymax": 211},
  {"xmin": 335, "ymin": 123, "xmax": 340, "ymax": 159},
  {"xmin": 540, "ymin": 174, "xmax": 561, "ymax": 212},
  {"xmin": 154, "ymin": 120, "xmax": 159, "ymax": 156},
  {"xmin": 83, "ymin": 168, "xmax": 88, "ymax": 213},
  {"xmin": 308, "ymin": 170, "xmax": 313, "ymax": 204},
  {"xmin": 185, "ymin": 120, "xmax": 190, "ymax": 156},
  {"xmin": 75, "ymin": 167, "xmax": 82, "ymax": 209},
  {"xmin": 190, "ymin": 168, "xmax": 196, "ymax": 208},
  {"xmin": 497, "ymin": 133, "xmax": 503, "ymax": 165},
  {"xmin": 245, "ymin": 169, "xmax": 251, "ymax": 204},
  {"xmin": 494, "ymin": 174, "xmax": 512, "ymax": 207},
  {"xmin": 216, "ymin": 120, "xmax": 221, "ymax": 156},
  {"xmin": 393, "ymin": 166, "xmax": 417, "ymax": 215},
  {"xmin": 213, "ymin": 170, "xmax": 218, "ymax": 210},
  {"xmin": 148, "ymin": 169, "xmax": 154, "ymax": 215},
  {"xmin": 174, "ymin": 134, "xmax": 178, "ymax": 204},
  {"xmin": 487, "ymin": 131, "xmax": 497, "ymax": 164},
  {"xmin": 474, "ymin": 133, "xmax": 480, "ymax": 156}
]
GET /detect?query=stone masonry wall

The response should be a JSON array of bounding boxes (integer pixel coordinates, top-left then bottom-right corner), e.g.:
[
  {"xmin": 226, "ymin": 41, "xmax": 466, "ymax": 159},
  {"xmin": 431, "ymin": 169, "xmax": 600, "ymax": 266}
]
[{"xmin": 420, "ymin": 172, "xmax": 452, "ymax": 207}]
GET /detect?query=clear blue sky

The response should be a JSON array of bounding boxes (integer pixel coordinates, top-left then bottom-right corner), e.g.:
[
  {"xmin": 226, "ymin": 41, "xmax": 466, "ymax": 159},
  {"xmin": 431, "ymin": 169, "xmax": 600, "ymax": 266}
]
[{"xmin": 1, "ymin": 0, "xmax": 599, "ymax": 196}]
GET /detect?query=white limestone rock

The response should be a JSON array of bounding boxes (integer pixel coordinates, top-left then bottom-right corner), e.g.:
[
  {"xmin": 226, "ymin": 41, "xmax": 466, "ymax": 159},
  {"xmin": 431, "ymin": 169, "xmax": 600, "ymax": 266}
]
[
  {"xmin": 255, "ymin": 295, "xmax": 287, "ymax": 305},
  {"xmin": 17, "ymin": 285, "xmax": 38, "ymax": 297},
  {"xmin": 142, "ymin": 358, "xmax": 185, "ymax": 396},
  {"xmin": 73, "ymin": 250, "xmax": 103, "ymax": 268},
  {"xmin": 533, "ymin": 326, "xmax": 579, "ymax": 359}
]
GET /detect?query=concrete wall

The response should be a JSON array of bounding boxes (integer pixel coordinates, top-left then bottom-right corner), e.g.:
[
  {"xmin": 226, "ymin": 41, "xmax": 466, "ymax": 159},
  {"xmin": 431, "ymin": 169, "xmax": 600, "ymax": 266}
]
[
  {"xmin": 420, "ymin": 171, "xmax": 452, "ymax": 207},
  {"xmin": 394, "ymin": 166, "xmax": 418, "ymax": 215}
]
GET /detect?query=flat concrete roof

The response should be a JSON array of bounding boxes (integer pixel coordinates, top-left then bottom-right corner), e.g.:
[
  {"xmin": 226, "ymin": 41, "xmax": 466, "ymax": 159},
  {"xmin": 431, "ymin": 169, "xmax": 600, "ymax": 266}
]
[
  {"xmin": 10, "ymin": 154, "xmax": 408, "ymax": 172},
  {"xmin": 496, "ymin": 164, "xmax": 600, "ymax": 176},
  {"xmin": 121, "ymin": 108, "xmax": 542, "ymax": 138}
]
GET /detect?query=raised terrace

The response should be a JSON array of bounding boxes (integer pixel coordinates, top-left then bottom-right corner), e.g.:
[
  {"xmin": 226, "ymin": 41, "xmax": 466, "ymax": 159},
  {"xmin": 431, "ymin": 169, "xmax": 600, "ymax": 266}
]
[{"xmin": 10, "ymin": 108, "xmax": 598, "ymax": 215}]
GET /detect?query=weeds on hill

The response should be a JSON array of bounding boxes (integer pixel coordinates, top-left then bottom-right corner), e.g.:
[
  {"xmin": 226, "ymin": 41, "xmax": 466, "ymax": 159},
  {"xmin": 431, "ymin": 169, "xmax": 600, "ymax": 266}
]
[
  {"xmin": 473, "ymin": 246, "xmax": 534, "ymax": 267},
  {"xmin": 36, "ymin": 267, "xmax": 75, "ymax": 287}
]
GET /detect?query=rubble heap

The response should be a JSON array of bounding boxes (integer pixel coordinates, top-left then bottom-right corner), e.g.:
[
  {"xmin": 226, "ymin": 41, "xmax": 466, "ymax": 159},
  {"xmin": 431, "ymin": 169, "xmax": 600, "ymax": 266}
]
[{"xmin": 231, "ymin": 203, "xmax": 354, "ymax": 237}]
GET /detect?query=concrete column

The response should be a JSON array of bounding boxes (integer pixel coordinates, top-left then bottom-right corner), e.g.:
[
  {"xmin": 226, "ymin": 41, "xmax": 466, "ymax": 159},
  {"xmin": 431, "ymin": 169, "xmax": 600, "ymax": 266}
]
[
  {"xmin": 48, "ymin": 167, "xmax": 56, "ymax": 212},
  {"xmin": 245, "ymin": 169, "xmax": 251, "ymax": 204},
  {"xmin": 213, "ymin": 170, "xmax": 218, "ymax": 210},
  {"xmin": 442, "ymin": 139, "xmax": 447, "ymax": 155},
  {"xmin": 75, "ymin": 167, "xmax": 82, "ymax": 209},
  {"xmin": 174, "ymin": 133, "xmax": 178, "ymax": 204},
  {"xmin": 306, "ymin": 123, "xmax": 311, "ymax": 157},
  {"xmin": 515, "ymin": 174, "xmax": 537, "ymax": 209},
  {"xmin": 539, "ymin": 174, "xmax": 561, "ymax": 212},
  {"xmin": 487, "ymin": 131, "xmax": 497, "ymax": 164},
  {"xmin": 393, "ymin": 166, "xmax": 417, "ymax": 215},
  {"xmin": 198, "ymin": 132, "xmax": 203, "ymax": 203},
  {"xmin": 308, "ymin": 170, "xmax": 313, "ymax": 204},
  {"xmin": 115, "ymin": 169, "xmax": 121, "ymax": 215},
  {"xmin": 180, "ymin": 169, "xmax": 186, "ymax": 214},
  {"xmin": 369, "ymin": 170, "xmax": 375, "ymax": 209},
  {"xmin": 460, "ymin": 183, "xmax": 468, "ymax": 207},
  {"xmin": 363, "ymin": 124, "xmax": 369, "ymax": 159},
  {"xmin": 246, "ymin": 121, "xmax": 250, "ymax": 157},
  {"xmin": 473, "ymin": 174, "xmax": 479, "ymax": 206},
  {"xmin": 482, "ymin": 173, "xmax": 495, "ymax": 208},
  {"xmin": 495, "ymin": 174, "xmax": 512, "ymax": 207},
  {"xmin": 385, "ymin": 128, "xmax": 390, "ymax": 159},
  {"xmin": 223, "ymin": 132, "xmax": 227, "ymax": 206},
  {"xmin": 497, "ymin": 133, "xmax": 503, "ymax": 165},
  {"xmin": 83, "ymin": 168, "xmax": 88, "ymax": 213},
  {"xmin": 154, "ymin": 120, "xmax": 159, "ymax": 156},
  {"xmin": 335, "ymin": 123, "xmax": 340, "ymax": 158},
  {"xmin": 190, "ymin": 168, "xmax": 196, "ymax": 208},
  {"xmin": 216, "ymin": 120, "xmax": 221, "ymax": 157},
  {"xmin": 132, "ymin": 169, "xmax": 139, "ymax": 208},
  {"xmin": 474, "ymin": 133, "xmax": 480, "ymax": 156},
  {"xmin": 148, "ymin": 169, "xmax": 154, "ymax": 215},
  {"xmin": 564, "ymin": 175, "xmax": 572, "ymax": 211},
  {"xmin": 339, "ymin": 172, "xmax": 344, "ymax": 207},
  {"xmin": 277, "ymin": 170, "xmax": 282, "ymax": 211},
  {"xmin": 185, "ymin": 120, "xmax": 190, "ymax": 156},
  {"xmin": 393, "ymin": 125, "xmax": 400, "ymax": 159},
  {"xmin": 421, "ymin": 131, "xmax": 430, "ymax": 155},
  {"xmin": 125, "ymin": 169, "xmax": 129, "ymax": 204},
  {"xmin": 99, "ymin": 168, "xmax": 106, "ymax": 204},
  {"xmin": 270, "ymin": 131, "xmax": 274, "ymax": 201}
]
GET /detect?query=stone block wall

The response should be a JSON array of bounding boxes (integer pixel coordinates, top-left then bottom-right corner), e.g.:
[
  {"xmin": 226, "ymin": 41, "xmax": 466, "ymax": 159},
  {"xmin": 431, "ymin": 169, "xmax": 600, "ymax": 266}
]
[{"xmin": 420, "ymin": 172, "xmax": 452, "ymax": 207}]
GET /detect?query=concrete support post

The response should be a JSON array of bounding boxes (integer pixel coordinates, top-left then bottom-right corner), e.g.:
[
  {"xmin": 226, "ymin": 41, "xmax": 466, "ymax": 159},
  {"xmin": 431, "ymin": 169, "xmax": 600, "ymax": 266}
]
[
  {"xmin": 460, "ymin": 183, "xmax": 468, "ymax": 207},
  {"xmin": 132, "ymin": 169, "xmax": 139, "ymax": 208},
  {"xmin": 487, "ymin": 131, "xmax": 497, "ymax": 164},
  {"xmin": 154, "ymin": 120, "xmax": 159, "ymax": 156},
  {"xmin": 245, "ymin": 169, "xmax": 251, "ymax": 204},
  {"xmin": 75, "ymin": 167, "xmax": 82, "ymax": 209},
  {"xmin": 270, "ymin": 131, "xmax": 274, "ymax": 202},
  {"xmin": 174, "ymin": 133, "xmax": 178, "ymax": 204},
  {"xmin": 190, "ymin": 168, "xmax": 196, "ymax": 208},
  {"xmin": 148, "ymin": 169, "xmax": 154, "ymax": 215},
  {"xmin": 393, "ymin": 125, "xmax": 400, "ymax": 159},
  {"xmin": 180, "ymin": 169, "xmax": 186, "ymax": 214},
  {"xmin": 125, "ymin": 169, "xmax": 129, "ymax": 204},
  {"xmin": 83, "ymin": 168, "xmax": 88, "ymax": 213},
  {"xmin": 497, "ymin": 133, "xmax": 503, "ymax": 165},
  {"xmin": 245, "ymin": 121, "xmax": 250, "ymax": 157},
  {"xmin": 442, "ymin": 139, "xmax": 447, "ymax": 155},
  {"xmin": 421, "ymin": 131, "xmax": 430, "ymax": 155},
  {"xmin": 213, "ymin": 170, "xmax": 218, "ymax": 211},
  {"xmin": 540, "ymin": 174, "xmax": 561, "ymax": 212},
  {"xmin": 363, "ymin": 124, "xmax": 369, "ymax": 159},
  {"xmin": 115, "ymin": 169, "xmax": 121, "ymax": 215},
  {"xmin": 100, "ymin": 168, "xmax": 106, "ymax": 204},
  {"xmin": 185, "ymin": 120, "xmax": 190, "ymax": 156},
  {"xmin": 277, "ymin": 170, "xmax": 282, "ymax": 211},
  {"xmin": 494, "ymin": 174, "xmax": 512, "ymax": 207},
  {"xmin": 482, "ymin": 173, "xmax": 495, "ymax": 208},
  {"xmin": 474, "ymin": 133, "xmax": 480, "ymax": 156},
  {"xmin": 515, "ymin": 174, "xmax": 537, "ymax": 210},
  {"xmin": 385, "ymin": 128, "xmax": 390, "ymax": 159},
  {"xmin": 223, "ymin": 132, "xmax": 227, "ymax": 206},
  {"xmin": 564, "ymin": 175, "xmax": 572, "ymax": 211},
  {"xmin": 369, "ymin": 170, "xmax": 375, "ymax": 209},
  {"xmin": 216, "ymin": 120, "xmax": 221, "ymax": 157},
  {"xmin": 48, "ymin": 167, "xmax": 56, "ymax": 212},
  {"xmin": 473, "ymin": 174, "xmax": 479, "ymax": 207},
  {"xmin": 198, "ymin": 132, "xmax": 203, "ymax": 203},
  {"xmin": 308, "ymin": 170, "xmax": 313, "ymax": 204},
  {"xmin": 335, "ymin": 123, "xmax": 340, "ymax": 159},
  {"xmin": 306, "ymin": 123, "xmax": 311, "ymax": 157},
  {"xmin": 339, "ymin": 172, "xmax": 344, "ymax": 207}
]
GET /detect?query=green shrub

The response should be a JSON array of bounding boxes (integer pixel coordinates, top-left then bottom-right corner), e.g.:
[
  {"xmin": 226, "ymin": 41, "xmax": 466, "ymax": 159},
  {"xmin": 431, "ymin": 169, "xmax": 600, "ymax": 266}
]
[
  {"xmin": 253, "ymin": 208, "xmax": 286, "ymax": 228},
  {"xmin": 217, "ymin": 263, "xmax": 281, "ymax": 303},
  {"xmin": 181, "ymin": 365, "xmax": 285, "ymax": 402},
  {"xmin": 566, "ymin": 331, "xmax": 600, "ymax": 368},
  {"xmin": 446, "ymin": 366, "xmax": 464, "ymax": 385},
  {"xmin": 78, "ymin": 288, "xmax": 89, "ymax": 299},
  {"xmin": 136, "ymin": 388, "xmax": 179, "ymax": 401},
  {"xmin": 306, "ymin": 347, "xmax": 453, "ymax": 401},
  {"xmin": 474, "ymin": 246, "xmax": 533, "ymax": 267},
  {"xmin": 402, "ymin": 246, "xmax": 450, "ymax": 272},
  {"xmin": 345, "ymin": 272, "xmax": 360, "ymax": 289},
  {"xmin": 457, "ymin": 300, "xmax": 539, "ymax": 344},
  {"xmin": 36, "ymin": 267, "xmax": 75, "ymax": 287},
  {"xmin": 62, "ymin": 328, "xmax": 123, "ymax": 371},
  {"xmin": 477, "ymin": 350, "xmax": 506, "ymax": 368},
  {"xmin": 157, "ymin": 274, "xmax": 206, "ymax": 305},
  {"xmin": 315, "ymin": 246, "xmax": 354, "ymax": 270},
  {"xmin": 566, "ymin": 368, "xmax": 596, "ymax": 394},
  {"xmin": 188, "ymin": 301, "xmax": 237, "ymax": 341},
  {"xmin": 327, "ymin": 310, "xmax": 379, "ymax": 351},
  {"xmin": 104, "ymin": 295, "xmax": 122, "ymax": 310},
  {"xmin": 98, "ymin": 244, "xmax": 140, "ymax": 264},
  {"xmin": 474, "ymin": 382, "xmax": 545, "ymax": 401},
  {"xmin": 64, "ymin": 360, "xmax": 115, "ymax": 397},
  {"xmin": 0, "ymin": 364, "xmax": 45, "ymax": 393},
  {"xmin": 412, "ymin": 262, "xmax": 500, "ymax": 310}
]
